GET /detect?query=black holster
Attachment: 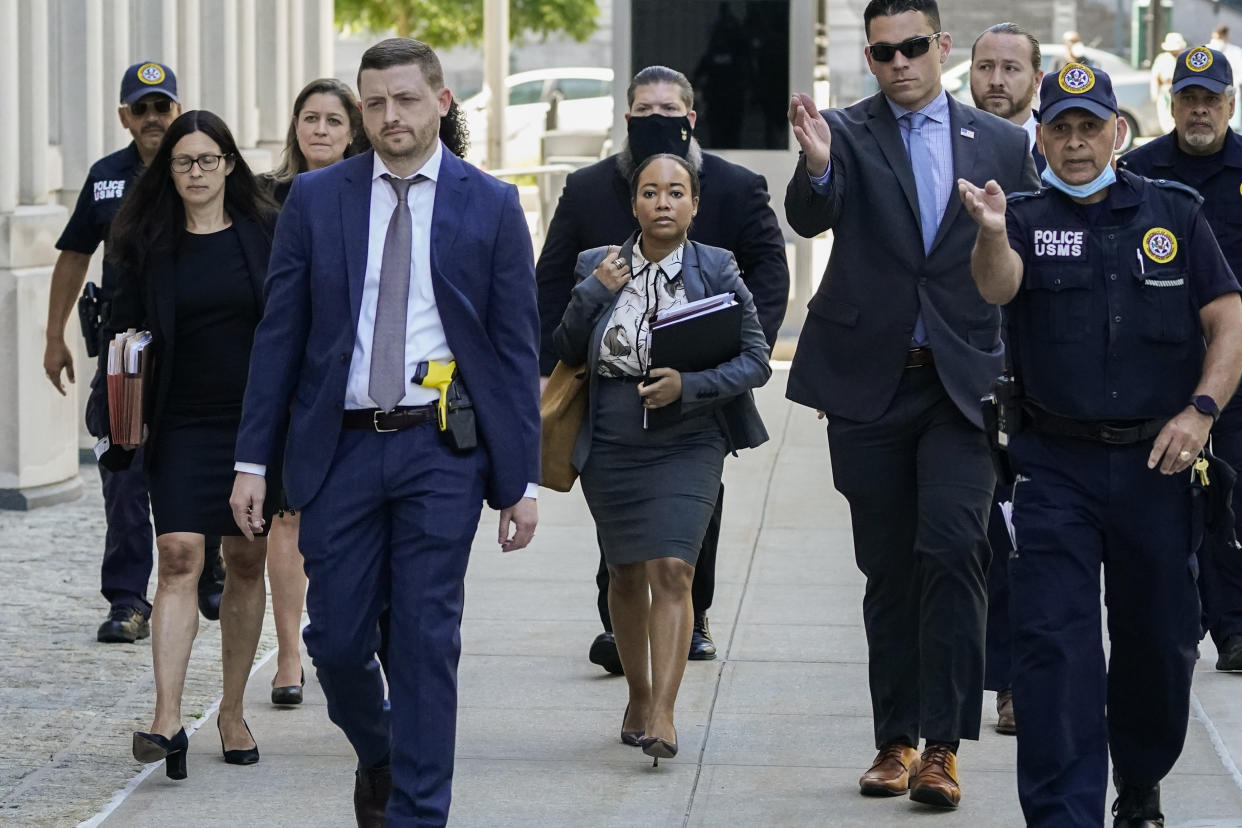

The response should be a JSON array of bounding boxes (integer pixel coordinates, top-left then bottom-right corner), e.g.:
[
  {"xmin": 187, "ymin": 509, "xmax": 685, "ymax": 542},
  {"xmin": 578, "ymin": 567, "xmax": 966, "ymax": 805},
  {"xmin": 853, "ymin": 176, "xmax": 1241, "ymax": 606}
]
[
  {"xmin": 441, "ymin": 372, "xmax": 478, "ymax": 452},
  {"xmin": 77, "ymin": 282, "xmax": 110, "ymax": 358},
  {"xmin": 980, "ymin": 374, "xmax": 1022, "ymax": 486}
]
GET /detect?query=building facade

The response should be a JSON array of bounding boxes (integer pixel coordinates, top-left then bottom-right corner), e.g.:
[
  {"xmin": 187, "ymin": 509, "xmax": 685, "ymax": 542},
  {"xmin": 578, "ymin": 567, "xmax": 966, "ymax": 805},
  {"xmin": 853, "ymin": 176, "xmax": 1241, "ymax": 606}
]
[{"xmin": 0, "ymin": 0, "xmax": 334, "ymax": 508}]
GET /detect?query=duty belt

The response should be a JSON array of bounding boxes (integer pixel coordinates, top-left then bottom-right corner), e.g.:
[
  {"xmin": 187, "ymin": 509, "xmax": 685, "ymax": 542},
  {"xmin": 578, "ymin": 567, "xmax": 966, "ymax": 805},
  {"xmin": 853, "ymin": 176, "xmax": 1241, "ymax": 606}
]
[{"xmin": 1022, "ymin": 404, "xmax": 1166, "ymax": 445}]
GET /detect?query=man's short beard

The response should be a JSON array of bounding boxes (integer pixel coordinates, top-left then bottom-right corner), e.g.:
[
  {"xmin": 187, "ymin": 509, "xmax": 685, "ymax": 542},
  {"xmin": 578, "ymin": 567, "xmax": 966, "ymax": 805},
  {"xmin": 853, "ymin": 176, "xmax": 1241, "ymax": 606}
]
[{"xmin": 1182, "ymin": 128, "xmax": 1220, "ymax": 149}]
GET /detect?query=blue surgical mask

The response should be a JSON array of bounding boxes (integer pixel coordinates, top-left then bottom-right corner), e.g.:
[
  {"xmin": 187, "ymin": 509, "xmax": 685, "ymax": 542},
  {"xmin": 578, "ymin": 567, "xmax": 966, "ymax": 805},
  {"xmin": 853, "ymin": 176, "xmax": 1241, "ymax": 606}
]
[{"xmin": 1041, "ymin": 163, "xmax": 1116, "ymax": 198}]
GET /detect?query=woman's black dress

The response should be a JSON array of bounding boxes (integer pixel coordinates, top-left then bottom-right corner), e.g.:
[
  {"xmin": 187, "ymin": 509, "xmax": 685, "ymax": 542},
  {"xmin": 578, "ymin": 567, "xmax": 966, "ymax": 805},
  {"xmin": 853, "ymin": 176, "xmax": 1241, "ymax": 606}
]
[{"xmin": 147, "ymin": 227, "xmax": 269, "ymax": 536}]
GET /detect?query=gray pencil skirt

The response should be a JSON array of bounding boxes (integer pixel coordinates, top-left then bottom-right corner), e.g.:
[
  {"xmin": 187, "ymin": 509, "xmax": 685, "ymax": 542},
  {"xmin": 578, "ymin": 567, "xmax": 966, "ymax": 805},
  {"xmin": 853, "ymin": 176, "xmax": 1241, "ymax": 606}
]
[{"xmin": 579, "ymin": 377, "xmax": 728, "ymax": 567}]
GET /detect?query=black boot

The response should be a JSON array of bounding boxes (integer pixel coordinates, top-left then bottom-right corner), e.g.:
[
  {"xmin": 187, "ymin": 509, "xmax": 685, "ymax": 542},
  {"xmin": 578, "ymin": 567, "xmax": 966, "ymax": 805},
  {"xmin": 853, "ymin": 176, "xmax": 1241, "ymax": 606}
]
[
  {"xmin": 688, "ymin": 613, "xmax": 717, "ymax": 660},
  {"xmin": 1112, "ymin": 776, "xmax": 1163, "ymax": 828}
]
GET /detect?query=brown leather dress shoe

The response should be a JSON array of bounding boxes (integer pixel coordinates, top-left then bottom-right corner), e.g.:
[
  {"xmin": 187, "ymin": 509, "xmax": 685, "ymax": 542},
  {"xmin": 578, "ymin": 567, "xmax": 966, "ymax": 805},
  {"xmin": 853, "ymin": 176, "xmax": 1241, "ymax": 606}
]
[
  {"xmin": 354, "ymin": 763, "xmax": 391, "ymax": 827},
  {"xmin": 909, "ymin": 744, "xmax": 961, "ymax": 808},
  {"xmin": 859, "ymin": 743, "xmax": 921, "ymax": 796},
  {"xmin": 996, "ymin": 689, "xmax": 1016, "ymax": 735}
]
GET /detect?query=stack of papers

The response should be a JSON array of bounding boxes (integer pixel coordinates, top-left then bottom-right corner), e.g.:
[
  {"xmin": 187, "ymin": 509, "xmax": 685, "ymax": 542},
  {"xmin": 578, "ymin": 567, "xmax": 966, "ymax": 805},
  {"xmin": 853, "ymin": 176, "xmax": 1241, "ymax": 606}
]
[{"xmin": 106, "ymin": 329, "xmax": 153, "ymax": 449}]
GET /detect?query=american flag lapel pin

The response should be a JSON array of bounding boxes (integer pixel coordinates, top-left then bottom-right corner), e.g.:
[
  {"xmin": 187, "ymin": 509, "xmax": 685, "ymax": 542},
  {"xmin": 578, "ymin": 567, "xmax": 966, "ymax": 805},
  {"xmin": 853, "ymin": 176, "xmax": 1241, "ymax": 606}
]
[{"xmin": 960, "ymin": 127, "xmax": 975, "ymax": 139}]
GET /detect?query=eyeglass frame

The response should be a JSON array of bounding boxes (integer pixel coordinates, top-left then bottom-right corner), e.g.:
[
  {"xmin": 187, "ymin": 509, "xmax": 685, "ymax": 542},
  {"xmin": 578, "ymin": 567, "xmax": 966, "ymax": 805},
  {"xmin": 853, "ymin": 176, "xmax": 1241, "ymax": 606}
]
[
  {"xmin": 866, "ymin": 32, "xmax": 943, "ymax": 63},
  {"xmin": 125, "ymin": 98, "xmax": 175, "ymax": 117},
  {"xmin": 169, "ymin": 153, "xmax": 232, "ymax": 174}
]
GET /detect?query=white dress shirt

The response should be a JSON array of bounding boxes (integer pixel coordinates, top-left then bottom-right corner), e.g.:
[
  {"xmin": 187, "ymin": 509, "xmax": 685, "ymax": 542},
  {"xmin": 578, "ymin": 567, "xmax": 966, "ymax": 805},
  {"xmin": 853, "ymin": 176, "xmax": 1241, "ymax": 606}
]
[{"xmin": 1021, "ymin": 113, "xmax": 1037, "ymax": 155}]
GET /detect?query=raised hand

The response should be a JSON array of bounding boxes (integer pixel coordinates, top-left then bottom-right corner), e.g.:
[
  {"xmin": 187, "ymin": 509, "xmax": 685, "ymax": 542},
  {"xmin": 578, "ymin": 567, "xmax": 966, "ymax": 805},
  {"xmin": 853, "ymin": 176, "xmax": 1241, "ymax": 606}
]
[
  {"xmin": 788, "ymin": 93, "xmax": 832, "ymax": 177},
  {"xmin": 958, "ymin": 178, "xmax": 1009, "ymax": 235}
]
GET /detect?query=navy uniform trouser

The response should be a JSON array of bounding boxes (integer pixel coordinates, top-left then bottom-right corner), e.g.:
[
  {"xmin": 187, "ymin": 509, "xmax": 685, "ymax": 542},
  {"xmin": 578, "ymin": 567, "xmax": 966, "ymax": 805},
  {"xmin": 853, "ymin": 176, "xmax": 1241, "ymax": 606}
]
[
  {"xmin": 984, "ymin": 489, "xmax": 1014, "ymax": 692},
  {"xmin": 86, "ymin": 366, "xmax": 153, "ymax": 614},
  {"xmin": 1201, "ymin": 420, "xmax": 1242, "ymax": 645},
  {"xmin": 298, "ymin": 423, "xmax": 486, "ymax": 828},
  {"xmin": 1008, "ymin": 432, "xmax": 1199, "ymax": 828}
]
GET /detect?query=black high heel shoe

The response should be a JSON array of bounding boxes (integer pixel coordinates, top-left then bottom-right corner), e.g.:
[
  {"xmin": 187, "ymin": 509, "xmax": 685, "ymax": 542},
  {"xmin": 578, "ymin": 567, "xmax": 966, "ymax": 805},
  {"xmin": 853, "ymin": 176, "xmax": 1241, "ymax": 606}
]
[
  {"xmin": 132, "ymin": 728, "xmax": 188, "ymax": 780},
  {"xmin": 639, "ymin": 732, "xmax": 678, "ymax": 767},
  {"xmin": 271, "ymin": 668, "xmax": 305, "ymax": 706},
  {"xmin": 218, "ymin": 719, "xmax": 260, "ymax": 765},
  {"xmin": 620, "ymin": 703, "xmax": 644, "ymax": 746}
]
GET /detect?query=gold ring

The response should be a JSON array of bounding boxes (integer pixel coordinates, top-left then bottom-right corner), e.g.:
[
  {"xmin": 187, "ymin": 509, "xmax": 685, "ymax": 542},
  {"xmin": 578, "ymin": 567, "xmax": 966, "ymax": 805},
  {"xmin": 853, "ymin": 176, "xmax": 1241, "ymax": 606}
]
[{"xmin": 1178, "ymin": 450, "xmax": 1193, "ymax": 461}]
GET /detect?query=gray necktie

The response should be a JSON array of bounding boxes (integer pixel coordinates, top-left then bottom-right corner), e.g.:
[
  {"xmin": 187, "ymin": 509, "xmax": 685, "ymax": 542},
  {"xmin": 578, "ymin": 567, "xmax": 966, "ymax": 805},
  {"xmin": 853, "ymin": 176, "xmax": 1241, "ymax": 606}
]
[{"xmin": 369, "ymin": 173, "xmax": 424, "ymax": 411}]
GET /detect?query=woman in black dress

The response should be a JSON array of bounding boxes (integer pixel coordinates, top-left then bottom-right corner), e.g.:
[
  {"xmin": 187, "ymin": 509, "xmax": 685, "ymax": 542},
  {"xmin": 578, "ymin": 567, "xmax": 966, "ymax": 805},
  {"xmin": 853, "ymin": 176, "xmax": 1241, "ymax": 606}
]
[
  {"xmin": 553, "ymin": 154, "xmax": 771, "ymax": 765},
  {"xmin": 108, "ymin": 110, "xmax": 278, "ymax": 779},
  {"xmin": 260, "ymin": 78, "xmax": 365, "ymax": 706}
]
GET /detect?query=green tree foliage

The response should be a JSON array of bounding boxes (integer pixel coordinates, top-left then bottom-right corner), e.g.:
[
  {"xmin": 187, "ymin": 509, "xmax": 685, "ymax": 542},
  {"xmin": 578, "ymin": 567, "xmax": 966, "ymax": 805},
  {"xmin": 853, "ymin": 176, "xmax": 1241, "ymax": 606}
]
[{"xmin": 336, "ymin": 0, "xmax": 600, "ymax": 47}]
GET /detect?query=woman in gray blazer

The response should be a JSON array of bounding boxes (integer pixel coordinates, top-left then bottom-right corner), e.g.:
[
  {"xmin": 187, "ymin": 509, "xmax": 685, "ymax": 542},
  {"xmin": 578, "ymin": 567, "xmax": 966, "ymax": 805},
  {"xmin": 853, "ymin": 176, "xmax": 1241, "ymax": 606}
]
[{"xmin": 553, "ymin": 153, "xmax": 771, "ymax": 766}]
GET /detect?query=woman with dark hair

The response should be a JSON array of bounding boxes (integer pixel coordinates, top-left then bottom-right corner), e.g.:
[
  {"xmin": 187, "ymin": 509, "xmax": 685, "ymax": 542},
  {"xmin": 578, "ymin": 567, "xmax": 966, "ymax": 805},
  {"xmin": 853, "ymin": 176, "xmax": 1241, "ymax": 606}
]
[
  {"xmin": 553, "ymin": 153, "xmax": 770, "ymax": 766},
  {"xmin": 261, "ymin": 78, "xmax": 368, "ymax": 708},
  {"xmin": 263, "ymin": 78, "xmax": 368, "ymax": 205},
  {"xmin": 108, "ymin": 110, "xmax": 278, "ymax": 779}
]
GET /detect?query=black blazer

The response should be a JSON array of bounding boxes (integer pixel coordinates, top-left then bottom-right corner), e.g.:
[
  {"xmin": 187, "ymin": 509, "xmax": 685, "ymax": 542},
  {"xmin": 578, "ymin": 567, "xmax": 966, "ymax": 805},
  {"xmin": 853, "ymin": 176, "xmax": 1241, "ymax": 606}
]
[
  {"xmin": 784, "ymin": 92, "xmax": 1040, "ymax": 427},
  {"xmin": 108, "ymin": 216, "xmax": 274, "ymax": 471},
  {"xmin": 536, "ymin": 151, "xmax": 789, "ymax": 374}
]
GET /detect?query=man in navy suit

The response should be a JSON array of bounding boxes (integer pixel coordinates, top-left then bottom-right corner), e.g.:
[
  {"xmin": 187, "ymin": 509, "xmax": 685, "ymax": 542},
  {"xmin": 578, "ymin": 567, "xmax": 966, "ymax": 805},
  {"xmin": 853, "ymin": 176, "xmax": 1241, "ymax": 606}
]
[
  {"xmin": 230, "ymin": 38, "xmax": 540, "ymax": 828},
  {"xmin": 785, "ymin": 0, "xmax": 1038, "ymax": 809}
]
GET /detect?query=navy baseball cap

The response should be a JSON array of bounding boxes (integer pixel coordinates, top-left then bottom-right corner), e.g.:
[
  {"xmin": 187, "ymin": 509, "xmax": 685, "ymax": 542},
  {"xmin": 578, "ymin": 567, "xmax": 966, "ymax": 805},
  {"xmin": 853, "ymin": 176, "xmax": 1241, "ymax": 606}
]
[
  {"xmin": 1036, "ymin": 62, "xmax": 1118, "ymax": 123},
  {"xmin": 119, "ymin": 61, "xmax": 179, "ymax": 104},
  {"xmin": 1171, "ymin": 47, "xmax": 1234, "ymax": 95}
]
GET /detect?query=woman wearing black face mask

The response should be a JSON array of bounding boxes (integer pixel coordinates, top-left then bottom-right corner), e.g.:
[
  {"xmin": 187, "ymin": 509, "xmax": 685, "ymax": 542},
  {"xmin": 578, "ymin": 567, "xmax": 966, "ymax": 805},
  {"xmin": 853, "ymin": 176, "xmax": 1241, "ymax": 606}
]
[{"xmin": 552, "ymin": 153, "xmax": 770, "ymax": 767}]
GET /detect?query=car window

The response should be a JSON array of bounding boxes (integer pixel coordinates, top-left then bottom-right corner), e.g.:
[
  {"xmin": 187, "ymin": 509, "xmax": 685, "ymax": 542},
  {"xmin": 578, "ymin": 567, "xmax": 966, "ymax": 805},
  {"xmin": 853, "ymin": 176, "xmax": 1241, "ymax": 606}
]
[
  {"xmin": 555, "ymin": 78, "xmax": 610, "ymax": 101},
  {"xmin": 508, "ymin": 81, "xmax": 545, "ymax": 106}
]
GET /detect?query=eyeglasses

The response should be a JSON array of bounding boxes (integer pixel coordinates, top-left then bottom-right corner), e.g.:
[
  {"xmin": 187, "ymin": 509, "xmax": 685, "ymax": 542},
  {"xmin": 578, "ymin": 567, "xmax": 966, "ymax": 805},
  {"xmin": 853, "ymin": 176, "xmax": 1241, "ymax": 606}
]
[
  {"xmin": 169, "ymin": 154, "xmax": 230, "ymax": 173},
  {"xmin": 867, "ymin": 33, "xmax": 943, "ymax": 63},
  {"xmin": 127, "ymin": 99, "xmax": 174, "ymax": 117}
]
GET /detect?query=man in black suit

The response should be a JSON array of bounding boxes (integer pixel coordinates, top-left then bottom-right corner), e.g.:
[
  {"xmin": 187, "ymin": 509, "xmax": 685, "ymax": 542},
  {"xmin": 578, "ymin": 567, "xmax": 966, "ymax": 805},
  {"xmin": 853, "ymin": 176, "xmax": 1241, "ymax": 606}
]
[
  {"xmin": 785, "ymin": 0, "xmax": 1038, "ymax": 809},
  {"xmin": 536, "ymin": 65, "xmax": 788, "ymax": 673}
]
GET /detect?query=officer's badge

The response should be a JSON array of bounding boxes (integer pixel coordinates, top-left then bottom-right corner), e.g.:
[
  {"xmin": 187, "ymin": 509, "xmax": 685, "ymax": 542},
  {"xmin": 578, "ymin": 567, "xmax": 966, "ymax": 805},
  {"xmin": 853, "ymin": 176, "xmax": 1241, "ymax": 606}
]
[
  {"xmin": 137, "ymin": 63, "xmax": 166, "ymax": 85},
  {"xmin": 1058, "ymin": 63, "xmax": 1095, "ymax": 94},
  {"xmin": 1142, "ymin": 228, "xmax": 1178, "ymax": 264},
  {"xmin": 1186, "ymin": 47, "xmax": 1214, "ymax": 73}
]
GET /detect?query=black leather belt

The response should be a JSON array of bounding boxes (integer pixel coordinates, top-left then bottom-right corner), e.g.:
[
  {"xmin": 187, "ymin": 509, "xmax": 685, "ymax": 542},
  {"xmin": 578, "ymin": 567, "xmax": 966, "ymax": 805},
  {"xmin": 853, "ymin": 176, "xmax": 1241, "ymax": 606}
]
[
  {"xmin": 342, "ymin": 404, "xmax": 438, "ymax": 433},
  {"xmin": 1024, "ymin": 405, "xmax": 1166, "ymax": 445},
  {"xmin": 905, "ymin": 347, "xmax": 934, "ymax": 369}
]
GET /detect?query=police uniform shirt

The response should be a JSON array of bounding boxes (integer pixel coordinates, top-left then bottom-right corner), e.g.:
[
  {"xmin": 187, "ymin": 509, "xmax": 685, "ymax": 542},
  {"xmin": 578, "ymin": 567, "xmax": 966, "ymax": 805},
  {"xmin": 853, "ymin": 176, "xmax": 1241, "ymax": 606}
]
[
  {"xmin": 1004, "ymin": 168, "xmax": 1240, "ymax": 421},
  {"xmin": 1121, "ymin": 131, "xmax": 1242, "ymax": 297},
  {"xmin": 55, "ymin": 142, "xmax": 144, "ymax": 292}
]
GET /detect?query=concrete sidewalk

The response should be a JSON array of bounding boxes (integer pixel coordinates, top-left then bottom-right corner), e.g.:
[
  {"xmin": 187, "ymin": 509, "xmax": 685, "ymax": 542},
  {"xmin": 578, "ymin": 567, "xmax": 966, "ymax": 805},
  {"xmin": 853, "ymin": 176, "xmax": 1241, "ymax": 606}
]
[{"xmin": 90, "ymin": 370, "xmax": 1242, "ymax": 827}]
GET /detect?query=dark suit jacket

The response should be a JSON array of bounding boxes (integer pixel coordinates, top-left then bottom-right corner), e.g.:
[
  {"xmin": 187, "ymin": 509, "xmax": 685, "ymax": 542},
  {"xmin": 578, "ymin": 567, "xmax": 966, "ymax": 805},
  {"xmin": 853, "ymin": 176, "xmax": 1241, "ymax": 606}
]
[
  {"xmin": 108, "ymin": 216, "xmax": 274, "ymax": 472},
  {"xmin": 234, "ymin": 148, "xmax": 540, "ymax": 510},
  {"xmin": 536, "ymin": 151, "xmax": 789, "ymax": 374},
  {"xmin": 553, "ymin": 239, "xmax": 771, "ymax": 470},
  {"xmin": 785, "ymin": 92, "xmax": 1040, "ymax": 427}
]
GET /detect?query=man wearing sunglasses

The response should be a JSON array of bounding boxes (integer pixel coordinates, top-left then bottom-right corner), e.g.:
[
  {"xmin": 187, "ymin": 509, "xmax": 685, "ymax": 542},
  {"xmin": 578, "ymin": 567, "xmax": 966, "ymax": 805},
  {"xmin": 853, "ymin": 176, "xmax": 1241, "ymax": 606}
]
[
  {"xmin": 784, "ymin": 0, "xmax": 1039, "ymax": 811},
  {"xmin": 42, "ymin": 61, "xmax": 200, "ymax": 645}
]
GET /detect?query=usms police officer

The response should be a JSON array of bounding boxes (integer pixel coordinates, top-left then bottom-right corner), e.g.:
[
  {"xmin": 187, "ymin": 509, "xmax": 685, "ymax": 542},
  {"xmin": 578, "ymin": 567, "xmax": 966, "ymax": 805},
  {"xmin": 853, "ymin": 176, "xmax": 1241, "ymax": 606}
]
[
  {"xmin": 42, "ymin": 62, "xmax": 182, "ymax": 642},
  {"xmin": 1121, "ymin": 47, "xmax": 1242, "ymax": 673},
  {"xmin": 960, "ymin": 64, "xmax": 1242, "ymax": 827}
]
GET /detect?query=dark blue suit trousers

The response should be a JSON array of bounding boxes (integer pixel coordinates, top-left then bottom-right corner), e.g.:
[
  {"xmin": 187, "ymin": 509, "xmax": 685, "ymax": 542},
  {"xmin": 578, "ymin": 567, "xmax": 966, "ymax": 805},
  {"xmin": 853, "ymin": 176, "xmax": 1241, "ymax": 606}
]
[{"xmin": 299, "ymin": 423, "xmax": 485, "ymax": 827}]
